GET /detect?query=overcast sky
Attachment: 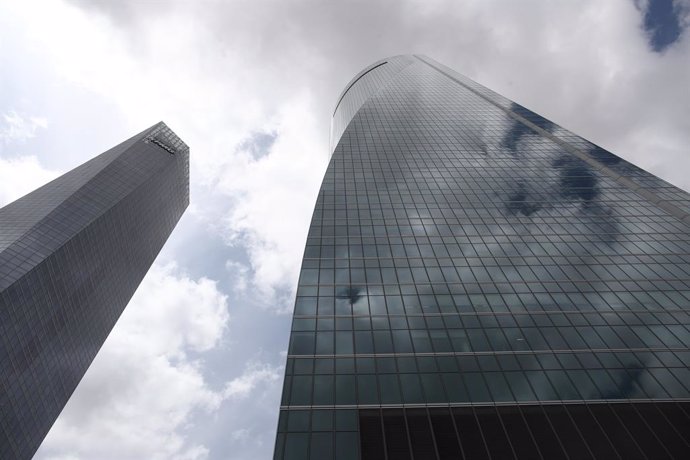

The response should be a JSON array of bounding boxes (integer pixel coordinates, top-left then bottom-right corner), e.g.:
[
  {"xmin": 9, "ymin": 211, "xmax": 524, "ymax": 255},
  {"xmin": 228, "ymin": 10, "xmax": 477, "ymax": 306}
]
[{"xmin": 1, "ymin": 0, "xmax": 689, "ymax": 459}]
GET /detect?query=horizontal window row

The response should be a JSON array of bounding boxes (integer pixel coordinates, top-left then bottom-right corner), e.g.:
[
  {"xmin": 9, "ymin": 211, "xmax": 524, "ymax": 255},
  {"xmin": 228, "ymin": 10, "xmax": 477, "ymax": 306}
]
[
  {"xmin": 291, "ymin": 310, "xmax": 690, "ymax": 331},
  {"xmin": 311, "ymin": 204, "xmax": 686, "ymax": 222},
  {"xmin": 308, "ymin": 200, "xmax": 672, "ymax": 217},
  {"xmin": 311, "ymin": 195, "xmax": 675, "ymax": 212},
  {"xmin": 310, "ymin": 204, "xmax": 680, "ymax": 223},
  {"xmin": 306, "ymin": 223, "xmax": 689, "ymax": 243},
  {"xmin": 300, "ymin": 250, "xmax": 689, "ymax": 271},
  {"xmin": 316, "ymin": 176, "xmax": 645, "ymax": 190},
  {"xmin": 278, "ymin": 408, "xmax": 358, "ymax": 432},
  {"xmin": 298, "ymin": 263, "xmax": 690, "ymax": 286},
  {"xmin": 288, "ymin": 323, "xmax": 690, "ymax": 355},
  {"xmin": 304, "ymin": 235, "xmax": 687, "ymax": 254},
  {"xmin": 310, "ymin": 191, "xmax": 583, "ymax": 203},
  {"xmin": 304, "ymin": 239, "xmax": 688, "ymax": 257},
  {"xmin": 302, "ymin": 253, "xmax": 687, "ymax": 272},
  {"xmin": 316, "ymin": 181, "xmax": 653, "ymax": 193},
  {"xmin": 308, "ymin": 227, "xmax": 687, "ymax": 244},
  {"xmin": 292, "ymin": 290, "xmax": 690, "ymax": 316},
  {"xmin": 311, "ymin": 207, "xmax": 678, "ymax": 226},
  {"xmin": 310, "ymin": 198, "xmax": 677, "ymax": 214},
  {"xmin": 323, "ymin": 156, "xmax": 633, "ymax": 169},
  {"xmin": 296, "ymin": 281, "xmax": 690, "ymax": 302},
  {"xmin": 285, "ymin": 350, "xmax": 690, "ymax": 376},
  {"xmin": 281, "ymin": 367, "xmax": 690, "ymax": 407},
  {"xmin": 315, "ymin": 179, "xmax": 660, "ymax": 193},
  {"xmin": 305, "ymin": 221, "xmax": 687, "ymax": 239},
  {"xmin": 313, "ymin": 187, "xmax": 676, "ymax": 202},
  {"xmin": 299, "ymin": 253, "xmax": 690, "ymax": 270},
  {"xmin": 315, "ymin": 185, "xmax": 665, "ymax": 198},
  {"xmin": 318, "ymin": 170, "xmax": 646, "ymax": 183},
  {"xmin": 318, "ymin": 167, "xmax": 670, "ymax": 182}
]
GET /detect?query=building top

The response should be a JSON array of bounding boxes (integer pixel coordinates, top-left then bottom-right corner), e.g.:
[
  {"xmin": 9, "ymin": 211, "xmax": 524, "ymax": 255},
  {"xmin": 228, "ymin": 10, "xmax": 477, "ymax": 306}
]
[
  {"xmin": 330, "ymin": 55, "xmax": 416, "ymax": 153},
  {"xmin": 0, "ymin": 121, "xmax": 188, "ymax": 290},
  {"xmin": 144, "ymin": 121, "xmax": 190, "ymax": 156},
  {"xmin": 329, "ymin": 55, "xmax": 690, "ymax": 225}
]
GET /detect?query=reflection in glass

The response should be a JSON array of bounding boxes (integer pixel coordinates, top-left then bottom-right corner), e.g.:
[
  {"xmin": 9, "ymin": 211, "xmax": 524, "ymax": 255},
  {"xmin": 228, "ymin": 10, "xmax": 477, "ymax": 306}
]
[{"xmin": 275, "ymin": 55, "xmax": 690, "ymax": 460}]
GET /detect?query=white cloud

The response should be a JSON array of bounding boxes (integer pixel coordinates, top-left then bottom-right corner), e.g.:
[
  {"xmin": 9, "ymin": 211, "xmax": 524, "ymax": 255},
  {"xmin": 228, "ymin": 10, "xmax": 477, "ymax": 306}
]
[
  {"xmin": 229, "ymin": 429, "xmax": 250, "ymax": 442},
  {"xmin": 212, "ymin": 360, "xmax": 284, "ymax": 459},
  {"xmin": 0, "ymin": 110, "xmax": 48, "ymax": 145},
  {"xmin": 223, "ymin": 362, "xmax": 282, "ymax": 400},
  {"xmin": 217, "ymin": 95, "xmax": 328, "ymax": 309},
  {"xmin": 0, "ymin": 155, "xmax": 60, "ymax": 206},
  {"xmin": 0, "ymin": 111, "xmax": 56, "ymax": 207},
  {"xmin": 34, "ymin": 263, "xmax": 229, "ymax": 460},
  {"xmin": 224, "ymin": 260, "xmax": 250, "ymax": 294}
]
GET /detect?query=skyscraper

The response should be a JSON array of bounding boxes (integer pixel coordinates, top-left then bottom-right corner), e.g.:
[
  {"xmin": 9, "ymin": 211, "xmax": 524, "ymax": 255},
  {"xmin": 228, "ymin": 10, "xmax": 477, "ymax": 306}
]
[
  {"xmin": 275, "ymin": 55, "xmax": 690, "ymax": 459},
  {"xmin": 0, "ymin": 122, "xmax": 189, "ymax": 459}
]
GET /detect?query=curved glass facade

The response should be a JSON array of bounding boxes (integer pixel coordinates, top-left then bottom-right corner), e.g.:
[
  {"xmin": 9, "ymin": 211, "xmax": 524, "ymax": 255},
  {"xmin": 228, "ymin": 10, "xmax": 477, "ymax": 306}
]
[
  {"xmin": 330, "ymin": 55, "xmax": 415, "ymax": 153},
  {"xmin": 276, "ymin": 55, "xmax": 690, "ymax": 459}
]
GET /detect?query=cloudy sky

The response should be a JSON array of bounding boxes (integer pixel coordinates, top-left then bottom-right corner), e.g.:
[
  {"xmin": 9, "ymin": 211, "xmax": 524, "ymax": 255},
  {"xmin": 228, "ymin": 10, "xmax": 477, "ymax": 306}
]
[{"xmin": 0, "ymin": 0, "xmax": 688, "ymax": 459}]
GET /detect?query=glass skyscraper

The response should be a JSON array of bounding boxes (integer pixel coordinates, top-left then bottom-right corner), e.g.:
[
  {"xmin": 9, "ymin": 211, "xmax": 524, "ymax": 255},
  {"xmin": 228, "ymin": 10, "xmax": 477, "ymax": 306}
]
[
  {"xmin": 0, "ymin": 122, "xmax": 189, "ymax": 459},
  {"xmin": 275, "ymin": 55, "xmax": 690, "ymax": 459}
]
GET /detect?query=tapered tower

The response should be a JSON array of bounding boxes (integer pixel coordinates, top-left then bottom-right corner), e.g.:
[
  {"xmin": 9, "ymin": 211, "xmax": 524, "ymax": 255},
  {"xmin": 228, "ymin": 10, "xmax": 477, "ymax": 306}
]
[
  {"xmin": 275, "ymin": 55, "xmax": 690, "ymax": 459},
  {"xmin": 0, "ymin": 122, "xmax": 189, "ymax": 459}
]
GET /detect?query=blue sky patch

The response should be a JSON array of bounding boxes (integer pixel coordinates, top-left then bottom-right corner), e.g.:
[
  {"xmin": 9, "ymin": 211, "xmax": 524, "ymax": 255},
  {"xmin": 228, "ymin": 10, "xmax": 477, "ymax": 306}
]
[
  {"xmin": 643, "ymin": 0, "xmax": 684, "ymax": 52},
  {"xmin": 238, "ymin": 130, "xmax": 278, "ymax": 160}
]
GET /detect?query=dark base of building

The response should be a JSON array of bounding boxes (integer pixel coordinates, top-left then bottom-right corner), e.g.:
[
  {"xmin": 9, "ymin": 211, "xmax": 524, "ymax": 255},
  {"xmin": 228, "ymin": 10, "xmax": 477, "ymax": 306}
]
[{"xmin": 360, "ymin": 401, "xmax": 690, "ymax": 459}]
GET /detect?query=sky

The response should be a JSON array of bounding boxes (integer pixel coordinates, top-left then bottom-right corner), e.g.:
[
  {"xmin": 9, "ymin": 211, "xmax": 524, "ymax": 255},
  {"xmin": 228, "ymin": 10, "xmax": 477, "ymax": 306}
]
[{"xmin": 0, "ymin": 0, "xmax": 689, "ymax": 459}]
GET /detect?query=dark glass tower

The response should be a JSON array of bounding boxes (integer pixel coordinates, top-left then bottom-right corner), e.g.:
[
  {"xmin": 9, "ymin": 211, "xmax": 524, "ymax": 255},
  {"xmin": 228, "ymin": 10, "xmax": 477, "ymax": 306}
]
[
  {"xmin": 0, "ymin": 122, "xmax": 189, "ymax": 459},
  {"xmin": 275, "ymin": 55, "xmax": 690, "ymax": 459}
]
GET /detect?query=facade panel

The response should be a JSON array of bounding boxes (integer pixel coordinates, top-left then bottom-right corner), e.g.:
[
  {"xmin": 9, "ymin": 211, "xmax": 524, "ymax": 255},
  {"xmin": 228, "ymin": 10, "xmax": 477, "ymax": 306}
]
[
  {"xmin": 276, "ymin": 55, "xmax": 690, "ymax": 459},
  {"xmin": 0, "ymin": 122, "xmax": 189, "ymax": 459}
]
